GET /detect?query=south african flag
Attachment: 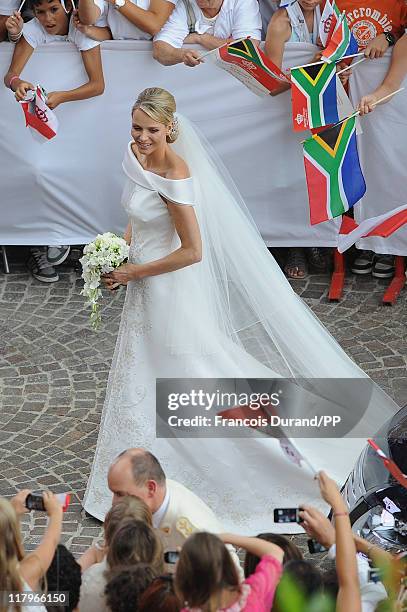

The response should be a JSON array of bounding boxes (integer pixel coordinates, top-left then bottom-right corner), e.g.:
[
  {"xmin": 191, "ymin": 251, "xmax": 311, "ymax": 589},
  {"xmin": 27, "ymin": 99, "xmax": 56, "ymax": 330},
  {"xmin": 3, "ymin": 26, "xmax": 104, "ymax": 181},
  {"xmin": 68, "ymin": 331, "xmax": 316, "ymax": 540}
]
[
  {"xmin": 291, "ymin": 62, "xmax": 339, "ymax": 131},
  {"xmin": 303, "ymin": 116, "xmax": 366, "ymax": 225},
  {"xmin": 207, "ymin": 38, "xmax": 289, "ymax": 97},
  {"xmin": 322, "ymin": 12, "xmax": 358, "ymax": 63}
]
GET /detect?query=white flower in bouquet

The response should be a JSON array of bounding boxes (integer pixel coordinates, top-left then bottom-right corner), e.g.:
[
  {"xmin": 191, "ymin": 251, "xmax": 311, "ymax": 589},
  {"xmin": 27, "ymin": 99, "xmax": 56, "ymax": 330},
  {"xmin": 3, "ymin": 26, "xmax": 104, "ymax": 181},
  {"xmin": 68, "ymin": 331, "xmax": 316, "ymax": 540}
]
[{"xmin": 80, "ymin": 232, "xmax": 129, "ymax": 330}]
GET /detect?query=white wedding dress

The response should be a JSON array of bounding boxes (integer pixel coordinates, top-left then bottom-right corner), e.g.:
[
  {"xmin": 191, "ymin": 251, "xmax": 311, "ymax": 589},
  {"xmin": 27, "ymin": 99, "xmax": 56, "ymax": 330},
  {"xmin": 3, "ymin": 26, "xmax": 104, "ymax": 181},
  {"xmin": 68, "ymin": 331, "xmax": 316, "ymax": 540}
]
[{"xmin": 83, "ymin": 116, "xmax": 399, "ymax": 531}]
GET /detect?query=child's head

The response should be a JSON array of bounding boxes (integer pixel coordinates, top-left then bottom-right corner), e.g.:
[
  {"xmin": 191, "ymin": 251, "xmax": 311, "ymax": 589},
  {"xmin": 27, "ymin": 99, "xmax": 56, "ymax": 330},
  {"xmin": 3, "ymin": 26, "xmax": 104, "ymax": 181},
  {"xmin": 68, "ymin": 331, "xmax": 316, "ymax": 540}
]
[
  {"xmin": 244, "ymin": 533, "xmax": 303, "ymax": 578},
  {"xmin": 29, "ymin": 0, "xmax": 70, "ymax": 35},
  {"xmin": 138, "ymin": 576, "xmax": 182, "ymax": 612},
  {"xmin": 104, "ymin": 495, "xmax": 153, "ymax": 547},
  {"xmin": 298, "ymin": 0, "xmax": 322, "ymax": 13},
  {"xmin": 105, "ymin": 564, "xmax": 157, "ymax": 612},
  {"xmin": 175, "ymin": 532, "xmax": 240, "ymax": 612},
  {"xmin": 0, "ymin": 498, "xmax": 25, "ymax": 598},
  {"xmin": 41, "ymin": 544, "xmax": 82, "ymax": 612},
  {"xmin": 106, "ymin": 518, "xmax": 164, "ymax": 576}
]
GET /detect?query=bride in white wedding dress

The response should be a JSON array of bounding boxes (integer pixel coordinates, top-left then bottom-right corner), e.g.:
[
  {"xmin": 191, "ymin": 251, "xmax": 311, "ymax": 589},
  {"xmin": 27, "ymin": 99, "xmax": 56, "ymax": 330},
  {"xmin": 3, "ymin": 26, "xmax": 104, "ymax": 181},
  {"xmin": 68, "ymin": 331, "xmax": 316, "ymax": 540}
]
[{"xmin": 83, "ymin": 88, "xmax": 398, "ymax": 530}]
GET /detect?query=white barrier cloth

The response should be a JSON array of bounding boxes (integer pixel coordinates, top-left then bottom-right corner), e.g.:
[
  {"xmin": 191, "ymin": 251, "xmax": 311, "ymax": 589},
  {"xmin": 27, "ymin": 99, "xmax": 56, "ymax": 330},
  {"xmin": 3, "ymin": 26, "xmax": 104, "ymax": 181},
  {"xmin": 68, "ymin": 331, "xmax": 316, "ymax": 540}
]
[{"xmin": 0, "ymin": 42, "xmax": 405, "ymax": 252}]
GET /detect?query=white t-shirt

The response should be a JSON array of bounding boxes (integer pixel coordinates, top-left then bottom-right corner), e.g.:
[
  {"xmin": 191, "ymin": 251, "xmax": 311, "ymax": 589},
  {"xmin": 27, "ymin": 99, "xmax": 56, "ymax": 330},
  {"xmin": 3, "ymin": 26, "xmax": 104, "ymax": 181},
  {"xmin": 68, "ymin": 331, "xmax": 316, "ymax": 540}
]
[
  {"xmin": 107, "ymin": 0, "xmax": 176, "ymax": 40},
  {"xmin": 0, "ymin": 0, "xmax": 19, "ymax": 15},
  {"xmin": 154, "ymin": 0, "xmax": 262, "ymax": 48},
  {"xmin": 23, "ymin": 14, "xmax": 102, "ymax": 51}
]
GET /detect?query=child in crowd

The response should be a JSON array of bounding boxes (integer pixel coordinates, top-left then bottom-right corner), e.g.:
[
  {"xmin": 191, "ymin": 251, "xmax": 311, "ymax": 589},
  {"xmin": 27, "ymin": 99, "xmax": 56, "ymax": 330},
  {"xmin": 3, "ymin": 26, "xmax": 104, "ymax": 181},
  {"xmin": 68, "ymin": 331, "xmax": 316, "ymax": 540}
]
[
  {"xmin": 244, "ymin": 532, "xmax": 302, "ymax": 577},
  {"xmin": 265, "ymin": 0, "xmax": 329, "ymax": 279},
  {"xmin": 336, "ymin": 0, "xmax": 407, "ymax": 56},
  {"xmin": 4, "ymin": 0, "xmax": 106, "ymax": 283},
  {"xmin": 0, "ymin": 491, "xmax": 63, "ymax": 609},
  {"xmin": 336, "ymin": 0, "xmax": 407, "ymax": 278},
  {"xmin": 138, "ymin": 576, "xmax": 182, "ymax": 612},
  {"xmin": 105, "ymin": 564, "xmax": 157, "ymax": 612},
  {"xmin": 175, "ymin": 531, "xmax": 284, "ymax": 611},
  {"xmin": 41, "ymin": 544, "xmax": 82, "ymax": 612},
  {"xmin": 74, "ymin": 0, "xmax": 178, "ymax": 42}
]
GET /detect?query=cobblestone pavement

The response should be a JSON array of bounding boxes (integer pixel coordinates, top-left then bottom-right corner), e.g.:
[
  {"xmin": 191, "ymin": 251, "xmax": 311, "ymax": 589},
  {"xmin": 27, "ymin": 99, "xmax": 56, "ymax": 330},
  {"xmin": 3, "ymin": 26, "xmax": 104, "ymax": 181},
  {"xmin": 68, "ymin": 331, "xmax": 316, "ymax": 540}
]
[{"xmin": 0, "ymin": 254, "xmax": 406, "ymax": 566}]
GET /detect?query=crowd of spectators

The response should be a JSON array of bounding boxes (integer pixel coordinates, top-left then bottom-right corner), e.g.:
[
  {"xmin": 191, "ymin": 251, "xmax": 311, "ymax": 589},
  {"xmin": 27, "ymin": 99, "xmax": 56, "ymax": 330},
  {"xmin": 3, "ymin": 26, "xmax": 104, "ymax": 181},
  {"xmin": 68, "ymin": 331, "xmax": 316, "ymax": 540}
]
[
  {"xmin": 0, "ymin": 0, "xmax": 406, "ymax": 282},
  {"xmin": 0, "ymin": 449, "xmax": 406, "ymax": 611}
]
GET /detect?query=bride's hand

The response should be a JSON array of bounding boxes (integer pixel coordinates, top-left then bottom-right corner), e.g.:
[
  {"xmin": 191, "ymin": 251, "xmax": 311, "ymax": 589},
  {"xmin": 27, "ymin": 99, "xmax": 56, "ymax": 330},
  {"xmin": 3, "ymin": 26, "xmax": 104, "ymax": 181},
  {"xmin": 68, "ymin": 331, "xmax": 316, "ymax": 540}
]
[{"xmin": 102, "ymin": 263, "xmax": 140, "ymax": 288}]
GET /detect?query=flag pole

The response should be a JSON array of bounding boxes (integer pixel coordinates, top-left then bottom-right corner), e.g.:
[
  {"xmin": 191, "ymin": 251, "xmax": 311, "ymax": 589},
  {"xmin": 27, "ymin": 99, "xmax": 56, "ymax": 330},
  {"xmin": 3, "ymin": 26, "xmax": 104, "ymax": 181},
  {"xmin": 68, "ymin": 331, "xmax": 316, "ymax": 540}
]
[
  {"xmin": 301, "ymin": 88, "xmax": 405, "ymax": 143},
  {"xmin": 18, "ymin": 0, "xmax": 26, "ymax": 11},
  {"xmin": 336, "ymin": 56, "xmax": 366, "ymax": 75},
  {"xmin": 198, "ymin": 37, "xmax": 247, "ymax": 61},
  {"xmin": 291, "ymin": 52, "xmax": 363, "ymax": 71}
]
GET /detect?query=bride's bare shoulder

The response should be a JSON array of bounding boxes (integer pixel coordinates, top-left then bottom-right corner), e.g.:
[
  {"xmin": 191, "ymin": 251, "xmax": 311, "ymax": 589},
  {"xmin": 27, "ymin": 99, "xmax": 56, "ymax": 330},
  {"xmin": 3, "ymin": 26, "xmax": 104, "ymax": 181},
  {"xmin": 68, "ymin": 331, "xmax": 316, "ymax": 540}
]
[{"xmin": 166, "ymin": 153, "xmax": 191, "ymax": 180}]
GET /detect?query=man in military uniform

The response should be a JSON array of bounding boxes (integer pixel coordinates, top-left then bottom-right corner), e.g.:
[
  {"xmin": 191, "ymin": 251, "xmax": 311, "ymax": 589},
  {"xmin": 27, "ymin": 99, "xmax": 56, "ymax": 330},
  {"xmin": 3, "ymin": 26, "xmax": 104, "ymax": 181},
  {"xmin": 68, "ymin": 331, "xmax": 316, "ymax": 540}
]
[{"xmin": 107, "ymin": 448, "xmax": 242, "ymax": 573}]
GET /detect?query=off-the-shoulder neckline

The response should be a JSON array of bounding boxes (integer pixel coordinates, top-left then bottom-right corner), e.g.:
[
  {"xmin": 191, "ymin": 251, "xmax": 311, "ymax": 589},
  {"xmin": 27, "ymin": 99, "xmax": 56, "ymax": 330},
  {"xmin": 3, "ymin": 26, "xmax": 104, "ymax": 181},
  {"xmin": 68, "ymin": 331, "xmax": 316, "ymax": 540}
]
[{"xmin": 129, "ymin": 142, "xmax": 192, "ymax": 183}]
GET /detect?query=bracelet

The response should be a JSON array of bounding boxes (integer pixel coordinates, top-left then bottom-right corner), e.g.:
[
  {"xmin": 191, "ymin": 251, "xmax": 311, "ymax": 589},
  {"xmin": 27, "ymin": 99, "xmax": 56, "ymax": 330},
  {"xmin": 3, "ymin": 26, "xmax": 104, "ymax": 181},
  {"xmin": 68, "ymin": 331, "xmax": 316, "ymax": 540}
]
[
  {"xmin": 8, "ymin": 75, "xmax": 20, "ymax": 90},
  {"xmin": 9, "ymin": 30, "xmax": 23, "ymax": 43},
  {"xmin": 333, "ymin": 512, "xmax": 349, "ymax": 517}
]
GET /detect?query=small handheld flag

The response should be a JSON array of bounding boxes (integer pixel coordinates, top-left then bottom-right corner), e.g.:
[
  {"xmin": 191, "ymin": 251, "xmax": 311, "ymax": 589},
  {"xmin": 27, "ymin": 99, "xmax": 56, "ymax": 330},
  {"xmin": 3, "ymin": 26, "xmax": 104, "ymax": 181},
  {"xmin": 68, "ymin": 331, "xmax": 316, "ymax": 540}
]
[
  {"xmin": 303, "ymin": 115, "xmax": 366, "ymax": 225},
  {"xmin": 204, "ymin": 38, "xmax": 290, "ymax": 97},
  {"xmin": 291, "ymin": 61, "xmax": 339, "ymax": 131},
  {"xmin": 279, "ymin": 438, "xmax": 317, "ymax": 475},
  {"xmin": 322, "ymin": 12, "xmax": 358, "ymax": 63},
  {"xmin": 20, "ymin": 85, "xmax": 58, "ymax": 142},
  {"xmin": 319, "ymin": 0, "xmax": 342, "ymax": 47},
  {"xmin": 338, "ymin": 205, "xmax": 407, "ymax": 252}
]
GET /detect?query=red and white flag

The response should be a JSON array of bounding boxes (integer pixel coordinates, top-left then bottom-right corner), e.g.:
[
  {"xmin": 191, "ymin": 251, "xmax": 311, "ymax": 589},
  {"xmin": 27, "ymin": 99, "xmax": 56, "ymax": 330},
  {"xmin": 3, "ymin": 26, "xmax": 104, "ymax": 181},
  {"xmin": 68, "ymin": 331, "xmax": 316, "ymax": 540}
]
[
  {"xmin": 337, "ymin": 205, "xmax": 407, "ymax": 253},
  {"xmin": 20, "ymin": 85, "xmax": 58, "ymax": 142},
  {"xmin": 280, "ymin": 438, "xmax": 317, "ymax": 474},
  {"xmin": 368, "ymin": 438, "xmax": 407, "ymax": 489},
  {"xmin": 319, "ymin": 0, "xmax": 341, "ymax": 47}
]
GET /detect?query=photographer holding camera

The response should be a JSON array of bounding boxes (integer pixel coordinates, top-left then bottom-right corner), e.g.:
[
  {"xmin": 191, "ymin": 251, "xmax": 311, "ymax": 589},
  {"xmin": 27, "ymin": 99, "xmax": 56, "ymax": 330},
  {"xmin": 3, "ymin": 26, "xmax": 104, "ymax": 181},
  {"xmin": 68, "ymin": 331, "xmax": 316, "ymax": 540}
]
[{"xmin": 0, "ymin": 490, "xmax": 63, "ymax": 612}]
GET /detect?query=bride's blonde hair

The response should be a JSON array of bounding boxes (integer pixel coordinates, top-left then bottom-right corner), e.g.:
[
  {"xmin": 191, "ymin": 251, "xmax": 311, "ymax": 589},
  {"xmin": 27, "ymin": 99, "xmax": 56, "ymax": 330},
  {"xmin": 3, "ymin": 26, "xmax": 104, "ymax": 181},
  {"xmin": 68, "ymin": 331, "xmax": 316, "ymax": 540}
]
[
  {"xmin": 132, "ymin": 87, "xmax": 179, "ymax": 143},
  {"xmin": 0, "ymin": 498, "xmax": 25, "ymax": 612}
]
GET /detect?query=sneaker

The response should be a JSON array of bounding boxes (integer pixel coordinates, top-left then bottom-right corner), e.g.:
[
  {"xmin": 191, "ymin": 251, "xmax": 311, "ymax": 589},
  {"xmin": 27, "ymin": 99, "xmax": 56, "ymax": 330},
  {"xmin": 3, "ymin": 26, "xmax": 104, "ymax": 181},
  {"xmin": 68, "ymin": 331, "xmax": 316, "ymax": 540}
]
[
  {"xmin": 28, "ymin": 248, "xmax": 59, "ymax": 283},
  {"xmin": 47, "ymin": 245, "xmax": 70, "ymax": 266},
  {"xmin": 372, "ymin": 254, "xmax": 395, "ymax": 278},
  {"xmin": 351, "ymin": 250, "xmax": 375, "ymax": 274}
]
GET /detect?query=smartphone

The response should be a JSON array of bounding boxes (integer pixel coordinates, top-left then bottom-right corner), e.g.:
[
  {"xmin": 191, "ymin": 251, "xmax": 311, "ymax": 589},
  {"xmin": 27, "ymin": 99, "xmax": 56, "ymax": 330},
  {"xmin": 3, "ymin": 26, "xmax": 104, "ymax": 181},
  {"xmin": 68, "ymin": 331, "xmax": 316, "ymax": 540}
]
[
  {"xmin": 273, "ymin": 508, "xmax": 303, "ymax": 523},
  {"xmin": 164, "ymin": 551, "xmax": 180, "ymax": 564},
  {"xmin": 307, "ymin": 539, "xmax": 328, "ymax": 554},
  {"xmin": 25, "ymin": 493, "xmax": 71, "ymax": 512}
]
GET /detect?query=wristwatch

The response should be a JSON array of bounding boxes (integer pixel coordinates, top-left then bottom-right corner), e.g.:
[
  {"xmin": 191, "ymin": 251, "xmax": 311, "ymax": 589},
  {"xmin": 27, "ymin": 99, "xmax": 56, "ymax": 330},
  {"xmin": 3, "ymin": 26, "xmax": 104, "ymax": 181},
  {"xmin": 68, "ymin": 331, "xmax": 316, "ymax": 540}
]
[
  {"xmin": 384, "ymin": 32, "xmax": 395, "ymax": 46},
  {"xmin": 114, "ymin": 0, "xmax": 126, "ymax": 8}
]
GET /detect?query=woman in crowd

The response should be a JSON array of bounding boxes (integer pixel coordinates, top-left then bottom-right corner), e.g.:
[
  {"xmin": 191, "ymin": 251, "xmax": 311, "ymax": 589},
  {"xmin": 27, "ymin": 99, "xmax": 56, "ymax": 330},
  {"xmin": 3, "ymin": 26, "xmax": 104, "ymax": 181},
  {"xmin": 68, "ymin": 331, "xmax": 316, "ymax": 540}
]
[
  {"xmin": 74, "ymin": 0, "xmax": 178, "ymax": 41},
  {"xmin": 0, "ymin": 491, "xmax": 62, "ymax": 612},
  {"xmin": 78, "ymin": 517, "xmax": 163, "ymax": 611},
  {"xmin": 175, "ymin": 531, "xmax": 284, "ymax": 610}
]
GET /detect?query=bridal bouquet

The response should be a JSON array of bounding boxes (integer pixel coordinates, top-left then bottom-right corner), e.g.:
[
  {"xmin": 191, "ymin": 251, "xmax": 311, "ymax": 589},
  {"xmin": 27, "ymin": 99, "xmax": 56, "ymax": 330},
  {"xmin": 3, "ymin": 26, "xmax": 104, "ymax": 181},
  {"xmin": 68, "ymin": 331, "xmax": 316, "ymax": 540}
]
[{"xmin": 80, "ymin": 232, "xmax": 129, "ymax": 330}]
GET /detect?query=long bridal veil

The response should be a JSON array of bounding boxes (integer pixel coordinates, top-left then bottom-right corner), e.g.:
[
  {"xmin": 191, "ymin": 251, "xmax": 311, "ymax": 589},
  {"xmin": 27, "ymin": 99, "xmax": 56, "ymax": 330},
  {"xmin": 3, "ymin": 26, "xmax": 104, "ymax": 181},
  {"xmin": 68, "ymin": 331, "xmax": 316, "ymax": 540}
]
[{"xmin": 166, "ymin": 113, "xmax": 399, "ymax": 434}]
